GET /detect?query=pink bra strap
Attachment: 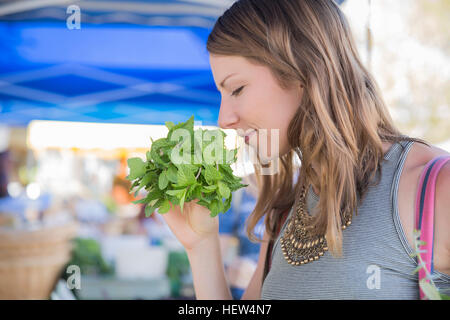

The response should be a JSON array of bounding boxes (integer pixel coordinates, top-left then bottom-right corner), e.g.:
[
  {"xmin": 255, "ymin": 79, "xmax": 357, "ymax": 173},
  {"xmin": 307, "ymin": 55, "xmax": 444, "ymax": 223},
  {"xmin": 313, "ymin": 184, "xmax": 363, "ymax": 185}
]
[{"xmin": 414, "ymin": 155, "xmax": 450, "ymax": 299}]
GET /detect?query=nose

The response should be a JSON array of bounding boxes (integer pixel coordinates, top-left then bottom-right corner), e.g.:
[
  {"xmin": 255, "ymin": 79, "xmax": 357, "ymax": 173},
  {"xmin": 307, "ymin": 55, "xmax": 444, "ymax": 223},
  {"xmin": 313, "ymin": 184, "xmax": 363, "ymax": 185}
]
[{"xmin": 217, "ymin": 99, "xmax": 239, "ymax": 129}]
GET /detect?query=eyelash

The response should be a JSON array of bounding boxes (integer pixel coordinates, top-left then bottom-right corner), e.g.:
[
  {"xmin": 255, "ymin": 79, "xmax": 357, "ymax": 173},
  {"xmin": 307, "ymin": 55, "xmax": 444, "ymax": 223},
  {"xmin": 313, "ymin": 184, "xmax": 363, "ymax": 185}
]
[{"xmin": 231, "ymin": 86, "xmax": 245, "ymax": 97}]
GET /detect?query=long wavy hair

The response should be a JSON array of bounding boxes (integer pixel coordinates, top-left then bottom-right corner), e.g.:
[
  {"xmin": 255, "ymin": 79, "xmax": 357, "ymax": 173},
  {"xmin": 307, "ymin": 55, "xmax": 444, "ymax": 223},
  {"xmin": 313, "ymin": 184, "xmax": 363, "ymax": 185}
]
[{"xmin": 207, "ymin": 0, "xmax": 424, "ymax": 257}]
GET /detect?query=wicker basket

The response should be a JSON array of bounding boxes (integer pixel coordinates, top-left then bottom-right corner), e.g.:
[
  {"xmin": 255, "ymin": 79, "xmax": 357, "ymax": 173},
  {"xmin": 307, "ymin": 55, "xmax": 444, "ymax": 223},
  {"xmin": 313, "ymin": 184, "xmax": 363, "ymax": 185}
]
[{"xmin": 0, "ymin": 221, "xmax": 78, "ymax": 299}]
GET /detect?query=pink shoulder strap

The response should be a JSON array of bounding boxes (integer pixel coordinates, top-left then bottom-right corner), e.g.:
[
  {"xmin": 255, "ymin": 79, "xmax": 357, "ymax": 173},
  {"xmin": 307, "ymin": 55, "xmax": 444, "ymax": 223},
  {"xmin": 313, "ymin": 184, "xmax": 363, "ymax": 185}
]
[{"xmin": 414, "ymin": 155, "xmax": 450, "ymax": 300}]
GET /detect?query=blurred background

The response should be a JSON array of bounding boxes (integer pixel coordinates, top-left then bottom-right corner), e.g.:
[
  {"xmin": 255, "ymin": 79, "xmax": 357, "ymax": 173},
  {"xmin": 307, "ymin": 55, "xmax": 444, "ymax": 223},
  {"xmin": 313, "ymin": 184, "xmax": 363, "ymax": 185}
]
[{"xmin": 0, "ymin": 0, "xmax": 448, "ymax": 300}]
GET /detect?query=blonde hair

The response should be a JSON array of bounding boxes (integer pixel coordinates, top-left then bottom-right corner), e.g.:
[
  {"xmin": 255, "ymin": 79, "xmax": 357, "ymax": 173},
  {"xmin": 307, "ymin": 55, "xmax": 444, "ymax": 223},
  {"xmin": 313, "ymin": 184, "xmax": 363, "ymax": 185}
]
[{"xmin": 207, "ymin": 0, "xmax": 424, "ymax": 257}]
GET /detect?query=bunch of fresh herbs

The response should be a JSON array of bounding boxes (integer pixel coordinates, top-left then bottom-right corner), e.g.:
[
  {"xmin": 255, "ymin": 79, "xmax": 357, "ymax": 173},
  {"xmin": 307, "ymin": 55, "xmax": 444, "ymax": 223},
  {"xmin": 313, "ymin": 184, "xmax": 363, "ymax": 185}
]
[{"xmin": 126, "ymin": 116, "xmax": 248, "ymax": 218}]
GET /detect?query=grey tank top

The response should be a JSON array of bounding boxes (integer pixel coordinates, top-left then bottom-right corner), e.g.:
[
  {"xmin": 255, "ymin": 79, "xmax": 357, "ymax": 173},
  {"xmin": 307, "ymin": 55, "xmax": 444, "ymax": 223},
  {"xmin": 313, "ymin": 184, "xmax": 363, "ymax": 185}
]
[{"xmin": 261, "ymin": 140, "xmax": 450, "ymax": 299}]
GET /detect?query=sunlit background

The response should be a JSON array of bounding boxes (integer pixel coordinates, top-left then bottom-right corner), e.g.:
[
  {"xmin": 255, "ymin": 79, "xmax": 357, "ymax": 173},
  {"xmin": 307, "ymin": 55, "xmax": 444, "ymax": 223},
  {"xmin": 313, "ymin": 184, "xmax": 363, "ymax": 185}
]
[{"xmin": 0, "ymin": 0, "xmax": 448, "ymax": 300}]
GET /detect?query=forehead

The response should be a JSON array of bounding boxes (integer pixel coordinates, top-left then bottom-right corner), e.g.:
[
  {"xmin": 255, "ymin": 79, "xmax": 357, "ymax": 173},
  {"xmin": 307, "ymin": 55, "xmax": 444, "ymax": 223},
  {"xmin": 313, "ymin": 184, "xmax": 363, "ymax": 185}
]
[
  {"xmin": 209, "ymin": 54, "xmax": 251, "ymax": 70},
  {"xmin": 209, "ymin": 54, "xmax": 267, "ymax": 83}
]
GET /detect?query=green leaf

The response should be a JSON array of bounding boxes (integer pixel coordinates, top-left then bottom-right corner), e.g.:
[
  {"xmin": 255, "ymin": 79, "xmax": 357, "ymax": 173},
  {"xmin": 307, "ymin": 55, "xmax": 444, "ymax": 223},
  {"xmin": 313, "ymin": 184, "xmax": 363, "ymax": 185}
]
[
  {"xmin": 130, "ymin": 179, "xmax": 140, "ymax": 191},
  {"xmin": 165, "ymin": 188, "xmax": 186, "ymax": 199},
  {"xmin": 165, "ymin": 121, "xmax": 175, "ymax": 130},
  {"xmin": 158, "ymin": 171, "xmax": 169, "ymax": 190},
  {"xmin": 203, "ymin": 192, "xmax": 217, "ymax": 203},
  {"xmin": 223, "ymin": 196, "xmax": 232, "ymax": 213},
  {"xmin": 166, "ymin": 164, "xmax": 178, "ymax": 183},
  {"xmin": 127, "ymin": 157, "xmax": 146, "ymax": 180},
  {"xmin": 229, "ymin": 182, "xmax": 248, "ymax": 192},
  {"xmin": 209, "ymin": 199, "xmax": 220, "ymax": 217},
  {"xmin": 177, "ymin": 165, "xmax": 196, "ymax": 187},
  {"xmin": 217, "ymin": 180, "xmax": 231, "ymax": 199},
  {"xmin": 187, "ymin": 183, "xmax": 199, "ymax": 199},
  {"xmin": 179, "ymin": 188, "xmax": 188, "ymax": 213},
  {"xmin": 132, "ymin": 197, "xmax": 148, "ymax": 205},
  {"xmin": 133, "ymin": 188, "xmax": 164, "ymax": 204},
  {"xmin": 204, "ymin": 164, "xmax": 222, "ymax": 185},
  {"xmin": 145, "ymin": 204, "xmax": 157, "ymax": 217},
  {"xmin": 139, "ymin": 171, "xmax": 155, "ymax": 188},
  {"xmin": 132, "ymin": 171, "xmax": 154, "ymax": 194},
  {"xmin": 151, "ymin": 138, "xmax": 174, "ymax": 166},
  {"xmin": 217, "ymin": 198, "xmax": 225, "ymax": 214},
  {"xmin": 158, "ymin": 199, "xmax": 171, "ymax": 214},
  {"xmin": 168, "ymin": 115, "xmax": 194, "ymax": 141},
  {"xmin": 196, "ymin": 199, "xmax": 210, "ymax": 208},
  {"xmin": 192, "ymin": 184, "xmax": 203, "ymax": 199},
  {"xmin": 202, "ymin": 185, "xmax": 217, "ymax": 193}
]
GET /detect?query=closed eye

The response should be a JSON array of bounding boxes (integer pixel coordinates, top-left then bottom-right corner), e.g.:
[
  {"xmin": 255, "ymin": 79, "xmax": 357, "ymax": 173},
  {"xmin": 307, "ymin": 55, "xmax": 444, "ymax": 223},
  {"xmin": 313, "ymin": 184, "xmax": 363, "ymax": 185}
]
[{"xmin": 231, "ymin": 86, "xmax": 245, "ymax": 97}]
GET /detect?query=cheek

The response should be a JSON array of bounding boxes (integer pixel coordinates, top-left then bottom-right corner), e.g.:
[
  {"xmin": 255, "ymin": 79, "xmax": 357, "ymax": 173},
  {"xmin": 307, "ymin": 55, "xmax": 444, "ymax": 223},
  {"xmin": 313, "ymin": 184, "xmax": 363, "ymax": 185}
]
[
  {"xmin": 267, "ymin": 107, "xmax": 297, "ymax": 156},
  {"xmin": 239, "ymin": 92, "xmax": 264, "ymax": 120},
  {"xmin": 241, "ymin": 92, "xmax": 282, "ymax": 128},
  {"xmin": 241, "ymin": 84, "xmax": 299, "ymax": 153},
  {"xmin": 255, "ymin": 84, "xmax": 296, "ymax": 125}
]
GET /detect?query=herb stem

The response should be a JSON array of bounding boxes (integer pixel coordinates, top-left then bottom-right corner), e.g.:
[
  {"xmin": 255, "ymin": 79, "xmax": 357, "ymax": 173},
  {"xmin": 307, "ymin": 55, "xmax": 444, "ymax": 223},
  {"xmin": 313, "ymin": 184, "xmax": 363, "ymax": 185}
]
[{"xmin": 195, "ymin": 167, "xmax": 202, "ymax": 180}]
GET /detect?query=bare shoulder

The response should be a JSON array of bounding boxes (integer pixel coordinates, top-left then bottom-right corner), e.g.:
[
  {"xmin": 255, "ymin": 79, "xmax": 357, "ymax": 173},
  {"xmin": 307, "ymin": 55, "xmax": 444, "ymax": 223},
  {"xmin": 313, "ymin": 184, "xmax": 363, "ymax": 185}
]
[
  {"xmin": 403, "ymin": 141, "xmax": 450, "ymax": 218},
  {"xmin": 400, "ymin": 140, "xmax": 450, "ymax": 275},
  {"xmin": 403, "ymin": 141, "xmax": 450, "ymax": 216},
  {"xmin": 403, "ymin": 141, "xmax": 449, "ymax": 170}
]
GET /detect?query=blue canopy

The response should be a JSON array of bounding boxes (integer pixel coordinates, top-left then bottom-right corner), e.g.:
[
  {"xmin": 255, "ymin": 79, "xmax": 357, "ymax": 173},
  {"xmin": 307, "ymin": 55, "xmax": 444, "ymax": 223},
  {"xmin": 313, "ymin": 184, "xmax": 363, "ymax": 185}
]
[
  {"xmin": 0, "ymin": 22, "xmax": 220, "ymax": 126},
  {"xmin": 0, "ymin": 0, "xmax": 345, "ymax": 127},
  {"xmin": 0, "ymin": 0, "xmax": 236, "ymax": 126}
]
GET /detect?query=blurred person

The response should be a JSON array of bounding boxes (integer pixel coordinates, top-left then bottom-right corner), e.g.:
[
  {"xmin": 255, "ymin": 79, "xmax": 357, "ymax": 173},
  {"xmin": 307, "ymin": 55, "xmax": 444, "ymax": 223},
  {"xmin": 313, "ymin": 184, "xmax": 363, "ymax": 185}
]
[
  {"xmin": 106, "ymin": 158, "xmax": 141, "ymax": 234},
  {"xmin": 111, "ymin": 176, "xmax": 140, "ymax": 219},
  {"xmin": 160, "ymin": 0, "xmax": 450, "ymax": 300}
]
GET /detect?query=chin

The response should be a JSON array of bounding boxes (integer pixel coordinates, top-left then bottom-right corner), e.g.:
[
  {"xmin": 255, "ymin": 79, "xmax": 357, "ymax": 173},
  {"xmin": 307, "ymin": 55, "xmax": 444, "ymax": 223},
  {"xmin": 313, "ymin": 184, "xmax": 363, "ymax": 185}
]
[{"xmin": 255, "ymin": 148, "xmax": 282, "ymax": 165}]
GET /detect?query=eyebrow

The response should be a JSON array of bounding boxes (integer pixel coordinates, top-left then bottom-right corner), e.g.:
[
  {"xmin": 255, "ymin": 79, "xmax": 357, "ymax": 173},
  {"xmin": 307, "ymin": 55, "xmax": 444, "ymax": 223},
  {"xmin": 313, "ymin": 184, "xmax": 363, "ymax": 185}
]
[{"xmin": 219, "ymin": 73, "xmax": 238, "ymax": 89}]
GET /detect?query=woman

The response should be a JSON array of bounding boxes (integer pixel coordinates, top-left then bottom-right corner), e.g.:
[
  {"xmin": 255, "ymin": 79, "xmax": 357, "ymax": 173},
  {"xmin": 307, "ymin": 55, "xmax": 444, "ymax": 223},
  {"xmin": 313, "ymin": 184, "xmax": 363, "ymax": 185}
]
[{"xmin": 161, "ymin": 0, "xmax": 450, "ymax": 299}]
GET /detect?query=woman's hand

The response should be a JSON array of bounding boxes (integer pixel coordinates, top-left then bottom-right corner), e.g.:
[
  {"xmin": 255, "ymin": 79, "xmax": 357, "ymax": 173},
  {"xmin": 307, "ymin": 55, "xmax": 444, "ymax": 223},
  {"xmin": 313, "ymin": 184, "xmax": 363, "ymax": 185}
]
[{"xmin": 160, "ymin": 199, "xmax": 219, "ymax": 251}]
